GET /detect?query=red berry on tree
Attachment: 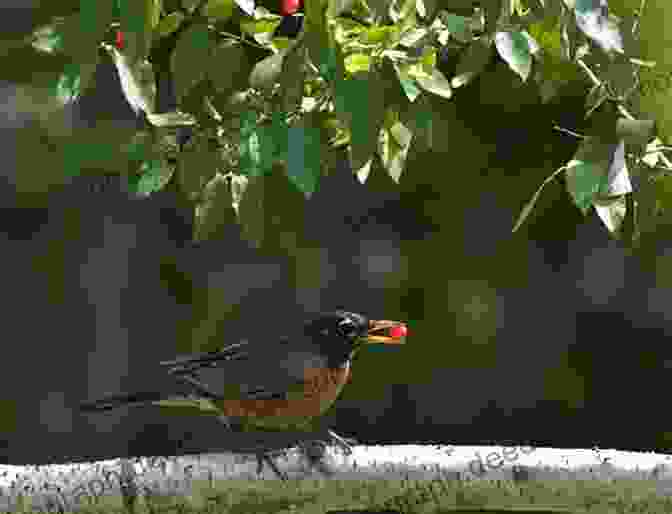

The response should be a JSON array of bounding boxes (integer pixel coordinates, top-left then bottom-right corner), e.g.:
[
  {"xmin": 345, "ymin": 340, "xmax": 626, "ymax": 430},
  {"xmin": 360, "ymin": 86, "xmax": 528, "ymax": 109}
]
[
  {"xmin": 115, "ymin": 30, "xmax": 124, "ymax": 50},
  {"xmin": 281, "ymin": 0, "xmax": 301, "ymax": 15}
]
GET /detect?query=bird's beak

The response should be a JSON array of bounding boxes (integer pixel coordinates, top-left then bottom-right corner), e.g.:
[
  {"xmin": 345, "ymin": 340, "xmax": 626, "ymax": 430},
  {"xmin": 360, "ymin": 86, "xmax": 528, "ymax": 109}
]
[{"xmin": 364, "ymin": 320, "xmax": 407, "ymax": 344}]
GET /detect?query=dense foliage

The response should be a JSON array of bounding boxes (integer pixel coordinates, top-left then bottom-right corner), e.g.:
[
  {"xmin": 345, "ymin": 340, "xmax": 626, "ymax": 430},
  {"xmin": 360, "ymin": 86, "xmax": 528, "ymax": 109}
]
[{"xmin": 2, "ymin": 0, "xmax": 670, "ymax": 251}]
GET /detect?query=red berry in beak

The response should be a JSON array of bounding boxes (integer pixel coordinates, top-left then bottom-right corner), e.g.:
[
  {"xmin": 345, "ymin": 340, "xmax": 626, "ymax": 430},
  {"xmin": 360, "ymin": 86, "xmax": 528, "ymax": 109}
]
[{"xmin": 389, "ymin": 325, "xmax": 407, "ymax": 339}]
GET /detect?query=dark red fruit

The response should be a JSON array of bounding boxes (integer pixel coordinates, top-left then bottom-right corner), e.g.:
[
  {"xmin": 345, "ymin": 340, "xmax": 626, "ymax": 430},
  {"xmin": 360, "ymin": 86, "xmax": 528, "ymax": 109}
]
[
  {"xmin": 281, "ymin": 0, "xmax": 301, "ymax": 15},
  {"xmin": 115, "ymin": 30, "xmax": 124, "ymax": 50}
]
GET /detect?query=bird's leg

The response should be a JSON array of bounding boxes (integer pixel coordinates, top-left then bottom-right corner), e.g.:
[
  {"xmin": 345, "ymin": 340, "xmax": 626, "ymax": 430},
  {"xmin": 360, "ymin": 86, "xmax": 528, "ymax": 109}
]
[
  {"xmin": 256, "ymin": 452, "xmax": 288, "ymax": 481},
  {"xmin": 326, "ymin": 429, "xmax": 357, "ymax": 456}
]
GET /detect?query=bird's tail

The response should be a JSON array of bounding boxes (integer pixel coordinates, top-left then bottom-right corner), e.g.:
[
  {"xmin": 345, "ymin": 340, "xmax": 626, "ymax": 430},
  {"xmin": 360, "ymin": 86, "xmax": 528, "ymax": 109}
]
[{"xmin": 79, "ymin": 391, "xmax": 168, "ymax": 412}]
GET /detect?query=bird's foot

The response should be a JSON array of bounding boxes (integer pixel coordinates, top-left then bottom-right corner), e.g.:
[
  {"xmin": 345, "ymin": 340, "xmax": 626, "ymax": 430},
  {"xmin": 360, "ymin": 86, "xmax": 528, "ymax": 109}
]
[{"xmin": 326, "ymin": 430, "xmax": 358, "ymax": 456}]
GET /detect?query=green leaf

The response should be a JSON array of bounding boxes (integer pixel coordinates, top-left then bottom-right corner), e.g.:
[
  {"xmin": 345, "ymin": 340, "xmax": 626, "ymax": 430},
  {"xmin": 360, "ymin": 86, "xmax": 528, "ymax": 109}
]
[
  {"xmin": 249, "ymin": 51, "xmax": 285, "ymax": 91},
  {"xmin": 31, "ymin": 21, "xmax": 66, "ymax": 55},
  {"xmin": 240, "ymin": 118, "xmax": 261, "ymax": 177},
  {"xmin": 600, "ymin": 140, "xmax": 631, "ymax": 197},
  {"xmin": 452, "ymin": 36, "xmax": 493, "ymax": 88},
  {"xmin": 328, "ymin": 0, "xmax": 357, "ymax": 18},
  {"xmin": 415, "ymin": 68, "xmax": 452, "ymax": 99},
  {"xmin": 354, "ymin": 156, "xmax": 373, "ymax": 183},
  {"xmin": 208, "ymin": 41, "xmax": 250, "ymax": 95},
  {"xmin": 344, "ymin": 53, "xmax": 371, "ymax": 73},
  {"xmin": 118, "ymin": 0, "xmax": 160, "ymax": 62},
  {"xmin": 155, "ymin": 11, "xmax": 185, "ymax": 38},
  {"xmin": 146, "ymin": 111, "xmax": 197, "ymax": 126},
  {"xmin": 78, "ymin": 0, "xmax": 116, "ymax": 50},
  {"xmin": 256, "ymin": 116, "xmax": 287, "ymax": 175},
  {"xmin": 336, "ymin": 73, "xmax": 386, "ymax": 174},
  {"xmin": 395, "ymin": 64, "xmax": 422, "ymax": 102},
  {"xmin": 439, "ymin": 12, "xmax": 472, "ymax": 43},
  {"xmin": 59, "ymin": 123, "xmax": 140, "ymax": 178},
  {"xmin": 483, "ymin": 0, "xmax": 505, "ymax": 35},
  {"xmin": 494, "ymin": 30, "xmax": 534, "ymax": 81},
  {"xmin": 378, "ymin": 113, "xmax": 412, "ymax": 183},
  {"xmin": 123, "ymin": 131, "xmax": 155, "ymax": 164},
  {"xmin": 234, "ymin": 0, "xmax": 256, "ymax": 16},
  {"xmin": 281, "ymin": 45, "xmax": 306, "ymax": 113},
  {"xmin": 170, "ymin": 22, "xmax": 212, "ymax": 102},
  {"xmin": 240, "ymin": 19, "xmax": 281, "ymax": 36},
  {"xmin": 287, "ymin": 125, "xmax": 322, "ymax": 197},
  {"xmin": 401, "ymin": 96, "xmax": 433, "ymax": 150},
  {"xmin": 565, "ymin": 136, "xmax": 618, "ymax": 214},
  {"xmin": 194, "ymin": 173, "xmax": 239, "ymax": 242},
  {"xmin": 132, "ymin": 156, "xmax": 175, "ymax": 195},
  {"xmin": 573, "ymin": 0, "xmax": 623, "ymax": 55},
  {"xmin": 202, "ymin": 0, "xmax": 235, "ymax": 21},
  {"xmin": 178, "ymin": 134, "xmax": 219, "ymax": 198},
  {"xmin": 54, "ymin": 58, "xmax": 98, "ymax": 105},
  {"xmin": 103, "ymin": 43, "xmax": 156, "ymax": 114},
  {"xmin": 358, "ymin": 25, "xmax": 400, "ymax": 44},
  {"xmin": 593, "ymin": 195, "xmax": 627, "ymax": 237},
  {"xmin": 237, "ymin": 174, "xmax": 266, "ymax": 248},
  {"xmin": 566, "ymin": 159, "xmax": 605, "ymax": 213}
]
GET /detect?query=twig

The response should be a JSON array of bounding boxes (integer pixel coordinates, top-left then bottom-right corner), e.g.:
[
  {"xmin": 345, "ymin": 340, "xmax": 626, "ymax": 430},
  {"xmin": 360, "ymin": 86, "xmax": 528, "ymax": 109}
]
[{"xmin": 576, "ymin": 58, "xmax": 672, "ymax": 171}]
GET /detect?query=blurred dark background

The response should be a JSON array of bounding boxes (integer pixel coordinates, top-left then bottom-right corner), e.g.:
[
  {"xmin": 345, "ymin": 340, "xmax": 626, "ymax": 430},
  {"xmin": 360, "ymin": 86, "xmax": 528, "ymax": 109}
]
[{"xmin": 1, "ymin": 1, "xmax": 671, "ymax": 465}]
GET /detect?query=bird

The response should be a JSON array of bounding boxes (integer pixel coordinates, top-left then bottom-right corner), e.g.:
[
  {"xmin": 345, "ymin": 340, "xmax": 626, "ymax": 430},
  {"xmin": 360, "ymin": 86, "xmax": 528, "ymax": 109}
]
[{"xmin": 80, "ymin": 310, "xmax": 407, "ymax": 479}]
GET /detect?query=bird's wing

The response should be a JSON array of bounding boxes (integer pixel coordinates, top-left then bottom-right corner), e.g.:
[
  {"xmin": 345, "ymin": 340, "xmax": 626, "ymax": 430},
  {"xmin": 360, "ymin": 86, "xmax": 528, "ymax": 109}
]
[
  {"xmin": 159, "ymin": 341, "xmax": 251, "ymax": 372},
  {"xmin": 162, "ymin": 339, "xmax": 329, "ymax": 402}
]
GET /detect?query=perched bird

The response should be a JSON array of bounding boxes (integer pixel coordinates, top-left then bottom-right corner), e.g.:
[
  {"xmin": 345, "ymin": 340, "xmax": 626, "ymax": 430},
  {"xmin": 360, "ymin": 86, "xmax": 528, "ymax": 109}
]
[{"xmin": 80, "ymin": 310, "xmax": 407, "ymax": 479}]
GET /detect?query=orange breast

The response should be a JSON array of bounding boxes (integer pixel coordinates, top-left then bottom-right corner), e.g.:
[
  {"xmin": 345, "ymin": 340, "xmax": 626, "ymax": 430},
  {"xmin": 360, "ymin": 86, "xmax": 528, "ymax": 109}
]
[{"xmin": 215, "ymin": 362, "xmax": 351, "ymax": 419}]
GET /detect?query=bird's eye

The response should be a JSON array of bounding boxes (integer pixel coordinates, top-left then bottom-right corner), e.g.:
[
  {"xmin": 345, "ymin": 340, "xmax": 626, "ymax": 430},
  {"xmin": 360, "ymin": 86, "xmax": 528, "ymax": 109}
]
[{"xmin": 337, "ymin": 318, "xmax": 359, "ymax": 338}]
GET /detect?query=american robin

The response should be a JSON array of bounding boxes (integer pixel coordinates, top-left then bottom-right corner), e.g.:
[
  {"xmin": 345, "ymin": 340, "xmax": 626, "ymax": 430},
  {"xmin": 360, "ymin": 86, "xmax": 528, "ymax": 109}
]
[{"xmin": 80, "ymin": 310, "xmax": 407, "ymax": 479}]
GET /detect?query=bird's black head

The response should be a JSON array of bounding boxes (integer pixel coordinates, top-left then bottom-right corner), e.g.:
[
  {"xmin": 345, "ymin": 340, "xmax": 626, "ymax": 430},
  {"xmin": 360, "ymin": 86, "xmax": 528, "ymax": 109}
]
[{"xmin": 305, "ymin": 310, "xmax": 407, "ymax": 366}]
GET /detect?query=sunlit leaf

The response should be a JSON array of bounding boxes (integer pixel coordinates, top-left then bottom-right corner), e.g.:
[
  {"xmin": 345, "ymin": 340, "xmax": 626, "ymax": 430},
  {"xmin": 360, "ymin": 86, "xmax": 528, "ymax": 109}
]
[
  {"xmin": 146, "ymin": 111, "xmax": 197, "ymax": 126},
  {"xmin": 202, "ymin": 0, "xmax": 236, "ymax": 21},
  {"xmin": 572, "ymin": 0, "xmax": 623, "ymax": 55},
  {"xmin": 354, "ymin": 157, "xmax": 373, "ymax": 183},
  {"xmin": 103, "ymin": 43, "xmax": 156, "ymax": 114},
  {"xmin": 565, "ymin": 136, "xmax": 616, "ymax": 214},
  {"xmin": 394, "ymin": 63, "xmax": 422, "ymax": 101},
  {"xmin": 344, "ymin": 53, "xmax": 371, "ymax": 73},
  {"xmin": 378, "ymin": 114, "xmax": 412, "ymax": 183},
  {"xmin": 494, "ymin": 30, "xmax": 535, "ymax": 81},
  {"xmin": 249, "ymin": 51, "xmax": 285, "ymax": 91},
  {"xmin": 599, "ymin": 140, "xmax": 631, "ymax": 197},
  {"xmin": 155, "ymin": 12, "xmax": 185, "ymax": 38},
  {"xmin": 415, "ymin": 68, "xmax": 452, "ymax": 99},
  {"xmin": 235, "ymin": 0, "xmax": 256, "ymax": 16},
  {"xmin": 194, "ymin": 173, "xmax": 238, "ymax": 242},
  {"xmin": 594, "ymin": 195, "xmax": 626, "ymax": 236}
]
